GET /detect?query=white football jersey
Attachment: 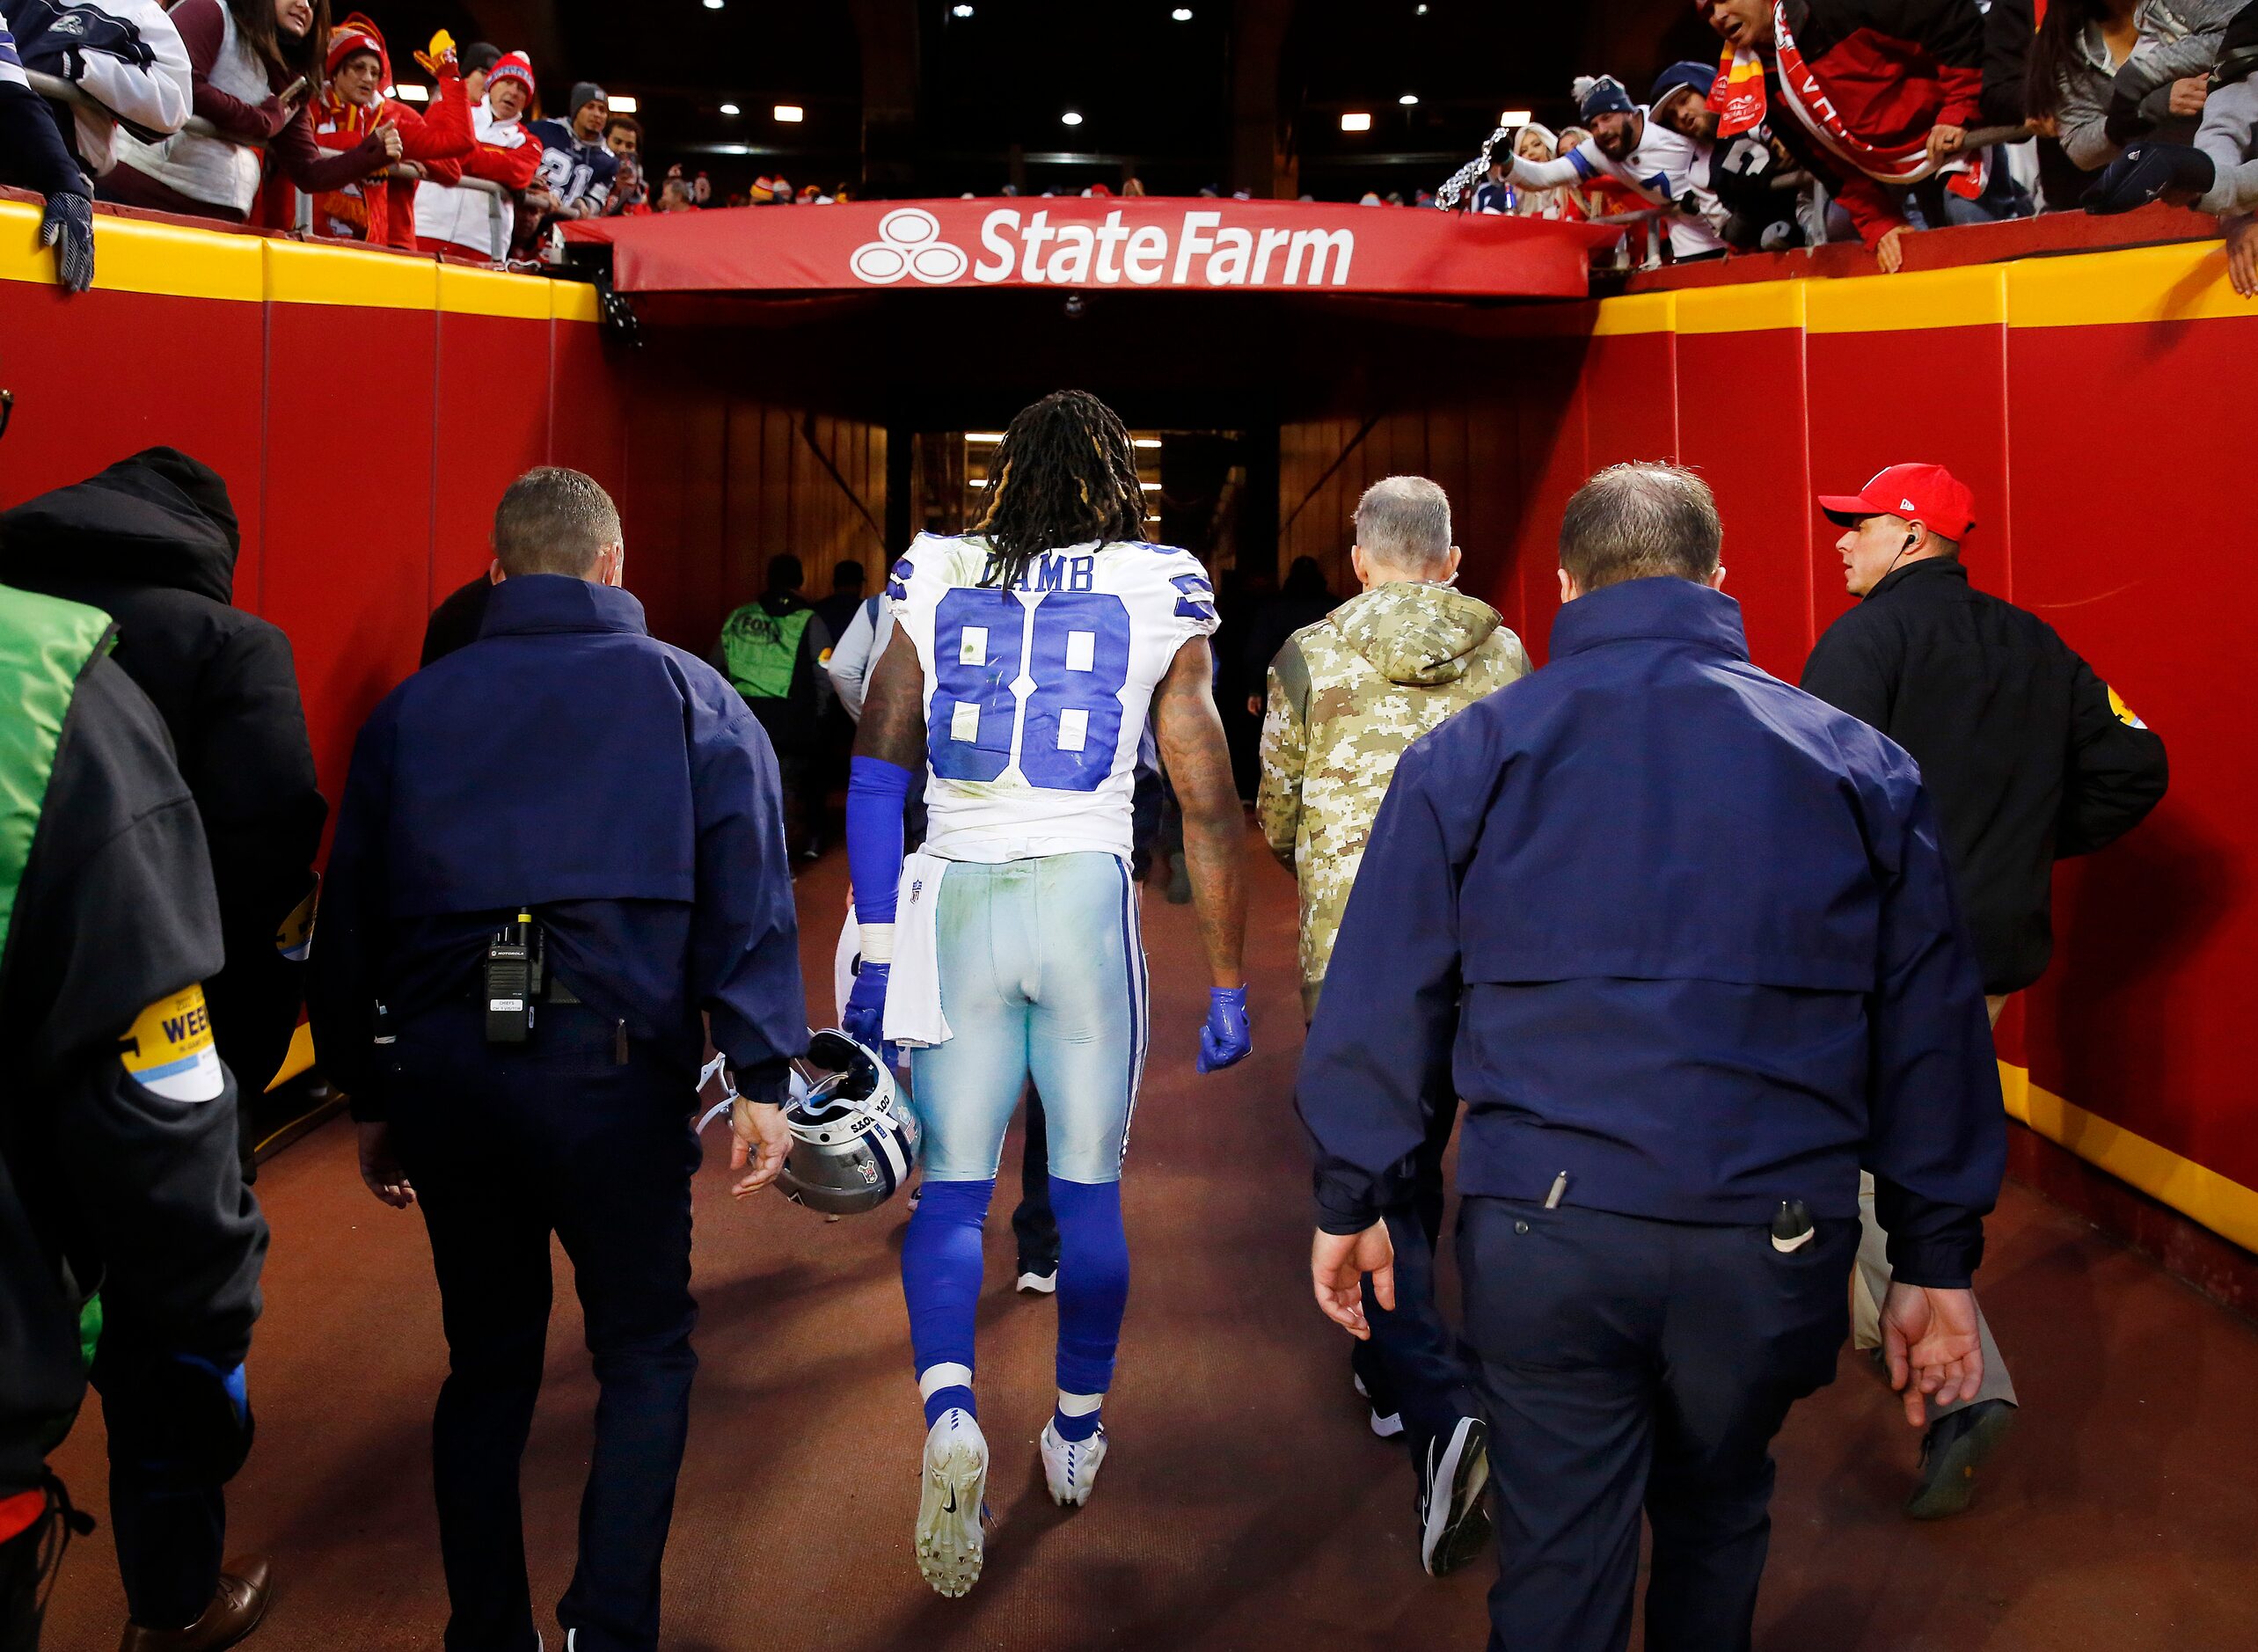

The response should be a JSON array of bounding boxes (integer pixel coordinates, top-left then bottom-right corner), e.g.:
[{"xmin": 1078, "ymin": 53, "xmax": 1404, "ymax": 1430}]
[{"xmin": 887, "ymin": 532, "xmax": 1218, "ymax": 862}]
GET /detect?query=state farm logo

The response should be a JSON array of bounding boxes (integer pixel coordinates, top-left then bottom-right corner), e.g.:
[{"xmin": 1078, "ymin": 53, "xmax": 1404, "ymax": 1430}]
[
  {"xmin": 851, "ymin": 208, "xmax": 969, "ymax": 285},
  {"xmin": 849, "ymin": 208, "xmax": 1356, "ymax": 290}
]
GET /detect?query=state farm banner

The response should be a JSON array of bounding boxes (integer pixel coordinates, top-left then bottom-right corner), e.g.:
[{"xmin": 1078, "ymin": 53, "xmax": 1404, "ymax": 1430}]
[{"xmin": 565, "ymin": 198, "xmax": 1620, "ymax": 300}]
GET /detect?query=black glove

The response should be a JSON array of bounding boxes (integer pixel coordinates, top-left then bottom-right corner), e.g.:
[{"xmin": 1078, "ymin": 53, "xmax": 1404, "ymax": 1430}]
[
  {"xmin": 2103, "ymin": 93, "xmax": 2155, "ymax": 148},
  {"xmin": 41, "ymin": 192, "xmax": 95, "ymax": 295}
]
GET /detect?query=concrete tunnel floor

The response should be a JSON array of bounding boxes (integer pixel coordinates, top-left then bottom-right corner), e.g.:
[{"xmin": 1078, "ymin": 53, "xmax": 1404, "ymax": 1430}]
[{"xmin": 40, "ymin": 827, "xmax": 2258, "ymax": 1651}]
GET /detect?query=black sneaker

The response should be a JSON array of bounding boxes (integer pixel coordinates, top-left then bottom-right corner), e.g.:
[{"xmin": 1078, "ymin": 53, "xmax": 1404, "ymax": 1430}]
[
  {"xmin": 1416, "ymin": 1415, "xmax": 1492, "ymax": 1576},
  {"xmin": 1905, "ymin": 1397, "xmax": 2016, "ymax": 1520}
]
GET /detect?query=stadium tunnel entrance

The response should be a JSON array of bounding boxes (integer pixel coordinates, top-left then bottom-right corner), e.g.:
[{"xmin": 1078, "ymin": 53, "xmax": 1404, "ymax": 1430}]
[{"xmin": 594, "ymin": 280, "xmax": 1589, "ymax": 681}]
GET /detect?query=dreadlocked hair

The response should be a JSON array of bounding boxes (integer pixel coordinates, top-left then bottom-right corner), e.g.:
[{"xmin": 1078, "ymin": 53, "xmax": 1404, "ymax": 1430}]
[{"xmin": 973, "ymin": 390, "xmax": 1148, "ymax": 591}]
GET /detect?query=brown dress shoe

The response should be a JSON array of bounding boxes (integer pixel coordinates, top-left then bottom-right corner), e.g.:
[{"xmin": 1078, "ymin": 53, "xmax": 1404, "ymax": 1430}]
[{"xmin": 118, "ymin": 1555, "xmax": 272, "ymax": 1652}]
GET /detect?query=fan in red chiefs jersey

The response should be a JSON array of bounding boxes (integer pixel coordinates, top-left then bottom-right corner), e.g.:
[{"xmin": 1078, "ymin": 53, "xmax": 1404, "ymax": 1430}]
[
  {"xmin": 412, "ymin": 43, "xmax": 541, "ymax": 259},
  {"xmin": 308, "ymin": 18, "xmax": 473, "ymax": 249},
  {"xmin": 1697, "ymin": 0, "xmax": 1987, "ymax": 272}
]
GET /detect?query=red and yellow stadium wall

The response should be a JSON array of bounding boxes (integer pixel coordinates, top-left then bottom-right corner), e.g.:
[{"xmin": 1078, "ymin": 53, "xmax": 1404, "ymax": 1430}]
[
  {"xmin": 1436, "ymin": 242, "xmax": 2258, "ymax": 1261},
  {"xmin": 9, "ymin": 199, "xmax": 2253, "ymax": 1269},
  {"xmin": 0, "ymin": 201, "xmax": 625, "ymax": 1085}
]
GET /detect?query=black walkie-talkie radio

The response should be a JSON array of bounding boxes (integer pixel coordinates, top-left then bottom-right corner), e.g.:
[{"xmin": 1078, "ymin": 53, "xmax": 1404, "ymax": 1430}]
[{"xmin": 485, "ymin": 910, "xmax": 543, "ymax": 1043}]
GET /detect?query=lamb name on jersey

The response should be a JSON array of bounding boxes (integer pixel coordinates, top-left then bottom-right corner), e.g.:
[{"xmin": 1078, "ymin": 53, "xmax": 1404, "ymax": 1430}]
[{"xmin": 887, "ymin": 531, "xmax": 1217, "ymax": 863}]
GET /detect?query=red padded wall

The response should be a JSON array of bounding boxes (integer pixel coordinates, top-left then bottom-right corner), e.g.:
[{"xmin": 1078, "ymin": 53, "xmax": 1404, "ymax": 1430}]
[
  {"xmin": 434, "ymin": 308, "xmax": 553, "ymax": 602},
  {"xmin": 262, "ymin": 296, "xmax": 440, "ymax": 804}
]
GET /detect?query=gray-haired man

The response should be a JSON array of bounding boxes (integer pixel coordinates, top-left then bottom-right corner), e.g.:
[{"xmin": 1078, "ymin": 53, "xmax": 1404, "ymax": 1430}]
[{"xmin": 1259, "ymin": 476, "xmax": 1530, "ymax": 1576}]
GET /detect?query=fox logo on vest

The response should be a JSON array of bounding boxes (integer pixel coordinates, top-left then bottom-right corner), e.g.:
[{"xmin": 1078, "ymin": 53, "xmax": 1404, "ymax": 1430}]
[{"xmin": 120, "ymin": 985, "xmax": 227, "ymax": 1103}]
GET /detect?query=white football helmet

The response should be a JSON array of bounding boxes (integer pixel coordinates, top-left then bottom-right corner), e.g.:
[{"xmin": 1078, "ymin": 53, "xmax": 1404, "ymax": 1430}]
[{"xmin": 778, "ymin": 1029, "xmax": 921, "ymax": 1215}]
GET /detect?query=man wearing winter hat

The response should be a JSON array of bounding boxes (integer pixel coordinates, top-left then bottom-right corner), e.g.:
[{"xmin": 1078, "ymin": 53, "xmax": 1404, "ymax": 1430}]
[
  {"xmin": 1648, "ymin": 57, "xmax": 1811, "ymax": 249},
  {"xmin": 526, "ymin": 80, "xmax": 619, "ymax": 229},
  {"xmin": 413, "ymin": 47, "xmax": 542, "ymax": 259},
  {"xmin": 1502, "ymin": 73, "xmax": 1728, "ymax": 258}
]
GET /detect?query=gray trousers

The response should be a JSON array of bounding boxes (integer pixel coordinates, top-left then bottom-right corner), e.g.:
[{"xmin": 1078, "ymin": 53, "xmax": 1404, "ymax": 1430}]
[
  {"xmin": 2196, "ymin": 76, "xmax": 2258, "ymax": 216},
  {"xmin": 1849, "ymin": 990, "xmax": 2017, "ymax": 1414}
]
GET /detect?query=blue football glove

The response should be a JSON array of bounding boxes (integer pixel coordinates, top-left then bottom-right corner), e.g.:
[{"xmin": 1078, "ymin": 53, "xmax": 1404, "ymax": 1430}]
[
  {"xmin": 1196, "ymin": 985, "xmax": 1252, "ymax": 1073},
  {"xmin": 844, "ymin": 959, "xmax": 893, "ymax": 1064}
]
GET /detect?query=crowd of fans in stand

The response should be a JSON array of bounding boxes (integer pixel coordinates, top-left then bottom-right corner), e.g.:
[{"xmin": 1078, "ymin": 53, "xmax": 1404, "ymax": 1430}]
[
  {"xmin": 0, "ymin": 0, "xmax": 759, "ymax": 282},
  {"xmin": 5, "ymin": 0, "xmax": 2258, "ymax": 296},
  {"xmin": 1462, "ymin": 0, "xmax": 2258, "ymax": 291}
]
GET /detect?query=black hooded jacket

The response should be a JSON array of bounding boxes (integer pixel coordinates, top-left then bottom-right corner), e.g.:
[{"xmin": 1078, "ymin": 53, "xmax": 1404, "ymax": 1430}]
[
  {"xmin": 1801, "ymin": 559, "xmax": 2169, "ymax": 995},
  {"xmin": 0, "ymin": 450, "xmax": 326, "ymax": 1134}
]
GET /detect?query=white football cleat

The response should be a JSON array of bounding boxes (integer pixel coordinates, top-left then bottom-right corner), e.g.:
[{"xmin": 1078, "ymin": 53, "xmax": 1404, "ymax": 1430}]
[
  {"xmin": 916, "ymin": 1408, "xmax": 989, "ymax": 1597},
  {"xmin": 1040, "ymin": 1417, "xmax": 1108, "ymax": 1507}
]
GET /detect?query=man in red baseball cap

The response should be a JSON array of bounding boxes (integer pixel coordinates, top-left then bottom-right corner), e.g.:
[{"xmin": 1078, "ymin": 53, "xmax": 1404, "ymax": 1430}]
[
  {"xmin": 1802, "ymin": 460, "xmax": 2168, "ymax": 1521},
  {"xmin": 1816, "ymin": 462, "xmax": 1976, "ymax": 596}
]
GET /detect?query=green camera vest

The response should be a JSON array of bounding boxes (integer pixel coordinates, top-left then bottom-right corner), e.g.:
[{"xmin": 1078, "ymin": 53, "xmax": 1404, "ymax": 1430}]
[
  {"xmin": 0, "ymin": 584, "xmax": 119, "ymax": 1403},
  {"xmin": 718, "ymin": 601, "xmax": 812, "ymax": 702}
]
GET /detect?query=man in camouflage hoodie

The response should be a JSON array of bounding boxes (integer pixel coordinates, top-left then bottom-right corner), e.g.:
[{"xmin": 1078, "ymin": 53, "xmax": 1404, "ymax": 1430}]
[{"xmin": 1257, "ymin": 476, "xmax": 1529, "ymax": 1578}]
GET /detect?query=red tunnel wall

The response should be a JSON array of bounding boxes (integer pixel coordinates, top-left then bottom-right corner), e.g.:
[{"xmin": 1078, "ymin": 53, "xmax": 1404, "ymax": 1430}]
[
  {"xmin": 1279, "ymin": 252, "xmax": 2258, "ymax": 1254},
  {"xmin": 613, "ymin": 339, "xmax": 890, "ymax": 660}
]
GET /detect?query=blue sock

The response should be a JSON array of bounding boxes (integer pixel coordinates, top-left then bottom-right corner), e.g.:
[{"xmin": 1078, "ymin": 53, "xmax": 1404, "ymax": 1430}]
[
  {"xmin": 1052, "ymin": 1393, "xmax": 1102, "ymax": 1443},
  {"xmin": 902, "ymin": 1178, "xmax": 995, "ymax": 1429},
  {"xmin": 1050, "ymin": 1176, "xmax": 1129, "ymax": 1407}
]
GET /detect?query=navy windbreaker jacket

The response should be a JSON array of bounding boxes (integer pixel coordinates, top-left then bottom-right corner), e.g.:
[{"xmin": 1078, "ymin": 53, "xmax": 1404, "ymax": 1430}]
[
  {"xmin": 1297, "ymin": 577, "xmax": 2005, "ymax": 1288},
  {"xmin": 310, "ymin": 574, "xmax": 807, "ymax": 1115}
]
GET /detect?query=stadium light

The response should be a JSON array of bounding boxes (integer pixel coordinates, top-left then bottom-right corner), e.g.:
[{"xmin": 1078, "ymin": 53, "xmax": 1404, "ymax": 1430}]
[
  {"xmin": 1399, "ymin": 92, "xmax": 1420, "ymax": 106},
  {"xmin": 392, "ymin": 84, "xmax": 427, "ymax": 103},
  {"xmin": 953, "ymin": 3, "xmax": 974, "ymax": 14},
  {"xmin": 609, "ymin": 94, "xmax": 638, "ymax": 113},
  {"xmin": 703, "ymin": 0, "xmax": 723, "ymax": 9},
  {"xmin": 1172, "ymin": 6, "xmax": 1194, "ymax": 17},
  {"xmin": 1132, "ymin": 437, "xmax": 1162, "ymax": 448},
  {"xmin": 774, "ymin": 104, "xmax": 804, "ymax": 122},
  {"xmin": 1341, "ymin": 111, "xmax": 1372, "ymax": 132},
  {"xmin": 1141, "ymin": 480, "xmax": 1160, "ymax": 491},
  {"xmin": 1061, "ymin": 110, "xmax": 1085, "ymax": 127},
  {"xmin": 1501, "ymin": 107, "xmax": 1531, "ymax": 125},
  {"xmin": 720, "ymin": 102, "xmax": 741, "ymax": 116},
  {"xmin": 965, "ymin": 432, "xmax": 1008, "ymax": 442},
  {"xmin": 969, "ymin": 478, "xmax": 990, "ymax": 487}
]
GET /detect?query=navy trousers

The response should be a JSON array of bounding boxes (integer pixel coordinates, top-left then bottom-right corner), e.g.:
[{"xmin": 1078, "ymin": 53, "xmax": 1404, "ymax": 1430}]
[
  {"xmin": 89, "ymin": 1343, "xmax": 253, "ymax": 1631},
  {"xmin": 1457, "ymin": 1198, "xmax": 1856, "ymax": 1652},
  {"xmin": 1350, "ymin": 1098, "xmax": 1478, "ymax": 1449},
  {"xmin": 390, "ymin": 1004, "xmax": 702, "ymax": 1652}
]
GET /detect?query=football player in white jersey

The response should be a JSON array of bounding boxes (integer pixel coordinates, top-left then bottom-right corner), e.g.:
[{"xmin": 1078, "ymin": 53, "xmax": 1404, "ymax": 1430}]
[{"xmin": 842, "ymin": 390, "xmax": 1251, "ymax": 1597}]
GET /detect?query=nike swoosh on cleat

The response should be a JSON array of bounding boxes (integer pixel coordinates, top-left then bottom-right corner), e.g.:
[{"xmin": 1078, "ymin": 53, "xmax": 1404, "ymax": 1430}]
[{"xmin": 942, "ymin": 1488, "xmax": 957, "ymax": 1515}]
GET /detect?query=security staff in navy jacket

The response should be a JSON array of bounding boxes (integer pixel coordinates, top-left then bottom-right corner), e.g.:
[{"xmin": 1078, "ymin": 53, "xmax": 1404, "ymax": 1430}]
[
  {"xmin": 308, "ymin": 468, "xmax": 805, "ymax": 1652},
  {"xmin": 1298, "ymin": 464, "xmax": 2006, "ymax": 1652}
]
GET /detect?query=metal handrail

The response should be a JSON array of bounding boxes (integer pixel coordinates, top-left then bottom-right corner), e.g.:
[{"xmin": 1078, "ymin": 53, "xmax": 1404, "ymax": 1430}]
[
  {"xmin": 1586, "ymin": 206, "xmax": 1671, "ymax": 271},
  {"xmin": 27, "ymin": 66, "xmax": 259, "ymax": 150},
  {"xmin": 35, "ymin": 69, "xmax": 515, "ymax": 266}
]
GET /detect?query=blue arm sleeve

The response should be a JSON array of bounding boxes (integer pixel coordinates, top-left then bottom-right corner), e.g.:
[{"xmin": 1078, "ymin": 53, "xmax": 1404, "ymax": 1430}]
[
  {"xmin": 690, "ymin": 691, "xmax": 807, "ymax": 1102},
  {"xmin": 1865, "ymin": 781, "xmax": 2006, "ymax": 1288},
  {"xmin": 847, "ymin": 755, "xmax": 915, "ymax": 924},
  {"xmin": 1295, "ymin": 741, "xmax": 1465, "ymax": 1234}
]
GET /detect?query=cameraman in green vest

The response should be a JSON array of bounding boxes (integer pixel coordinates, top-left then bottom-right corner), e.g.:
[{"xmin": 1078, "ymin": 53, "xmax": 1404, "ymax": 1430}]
[
  {"xmin": 0, "ymin": 587, "xmax": 268, "ymax": 1651},
  {"xmin": 712, "ymin": 553, "xmax": 834, "ymax": 861}
]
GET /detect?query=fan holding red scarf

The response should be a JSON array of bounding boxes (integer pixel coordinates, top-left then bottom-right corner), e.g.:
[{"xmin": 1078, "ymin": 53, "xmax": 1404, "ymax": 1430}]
[
  {"xmin": 1696, "ymin": 0, "xmax": 1990, "ymax": 271},
  {"xmin": 307, "ymin": 18, "xmax": 475, "ymax": 248}
]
